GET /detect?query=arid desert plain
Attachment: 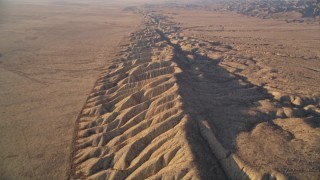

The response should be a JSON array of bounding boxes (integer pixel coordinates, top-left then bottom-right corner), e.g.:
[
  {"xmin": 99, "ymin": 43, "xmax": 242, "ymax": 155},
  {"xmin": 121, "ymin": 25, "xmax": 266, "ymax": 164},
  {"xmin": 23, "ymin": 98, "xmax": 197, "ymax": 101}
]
[{"xmin": 0, "ymin": 0, "xmax": 319, "ymax": 179}]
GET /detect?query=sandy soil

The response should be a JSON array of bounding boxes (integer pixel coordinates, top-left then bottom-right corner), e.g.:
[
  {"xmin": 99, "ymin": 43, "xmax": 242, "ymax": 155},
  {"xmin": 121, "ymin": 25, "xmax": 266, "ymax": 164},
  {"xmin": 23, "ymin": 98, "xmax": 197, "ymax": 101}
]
[
  {"xmin": 1, "ymin": 1, "xmax": 319, "ymax": 179},
  {"xmin": 0, "ymin": 1, "xmax": 140, "ymax": 179}
]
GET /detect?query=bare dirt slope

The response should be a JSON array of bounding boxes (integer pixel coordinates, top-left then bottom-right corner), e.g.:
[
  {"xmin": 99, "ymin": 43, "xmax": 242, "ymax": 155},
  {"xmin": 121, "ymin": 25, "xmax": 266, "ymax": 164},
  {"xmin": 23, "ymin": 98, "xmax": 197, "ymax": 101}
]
[
  {"xmin": 0, "ymin": 1, "xmax": 140, "ymax": 179},
  {"xmin": 69, "ymin": 12, "xmax": 226, "ymax": 180},
  {"xmin": 1, "ymin": 0, "xmax": 319, "ymax": 179},
  {"xmin": 70, "ymin": 6, "xmax": 320, "ymax": 180},
  {"xmin": 157, "ymin": 6, "xmax": 320, "ymax": 179}
]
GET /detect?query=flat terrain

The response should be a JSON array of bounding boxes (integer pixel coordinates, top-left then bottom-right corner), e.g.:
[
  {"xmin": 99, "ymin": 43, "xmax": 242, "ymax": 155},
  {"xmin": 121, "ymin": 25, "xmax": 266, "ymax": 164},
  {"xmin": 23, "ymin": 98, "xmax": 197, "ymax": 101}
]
[
  {"xmin": 0, "ymin": 1, "xmax": 140, "ymax": 179},
  {"xmin": 1, "ymin": 1, "xmax": 319, "ymax": 179},
  {"xmin": 169, "ymin": 8, "xmax": 320, "ymax": 96}
]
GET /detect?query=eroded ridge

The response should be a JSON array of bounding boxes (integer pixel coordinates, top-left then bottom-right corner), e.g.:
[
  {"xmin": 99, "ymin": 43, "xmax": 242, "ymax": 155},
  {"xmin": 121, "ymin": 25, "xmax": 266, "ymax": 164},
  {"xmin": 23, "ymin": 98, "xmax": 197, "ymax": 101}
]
[
  {"xmin": 70, "ymin": 9, "xmax": 320, "ymax": 180},
  {"xmin": 69, "ymin": 13, "xmax": 226, "ymax": 179},
  {"xmin": 146, "ymin": 10, "xmax": 320, "ymax": 180}
]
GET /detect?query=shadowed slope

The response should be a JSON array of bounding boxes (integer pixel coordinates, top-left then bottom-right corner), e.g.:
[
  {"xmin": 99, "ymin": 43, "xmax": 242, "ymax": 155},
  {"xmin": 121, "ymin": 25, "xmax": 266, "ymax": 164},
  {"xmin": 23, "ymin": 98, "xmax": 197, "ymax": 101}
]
[{"xmin": 69, "ymin": 8, "xmax": 320, "ymax": 180}]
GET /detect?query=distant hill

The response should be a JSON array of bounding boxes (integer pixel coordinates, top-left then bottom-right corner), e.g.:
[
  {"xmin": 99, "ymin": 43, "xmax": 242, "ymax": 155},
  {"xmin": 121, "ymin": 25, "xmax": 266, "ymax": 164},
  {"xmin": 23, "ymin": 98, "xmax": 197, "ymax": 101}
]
[{"xmin": 225, "ymin": 0, "xmax": 320, "ymax": 18}]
